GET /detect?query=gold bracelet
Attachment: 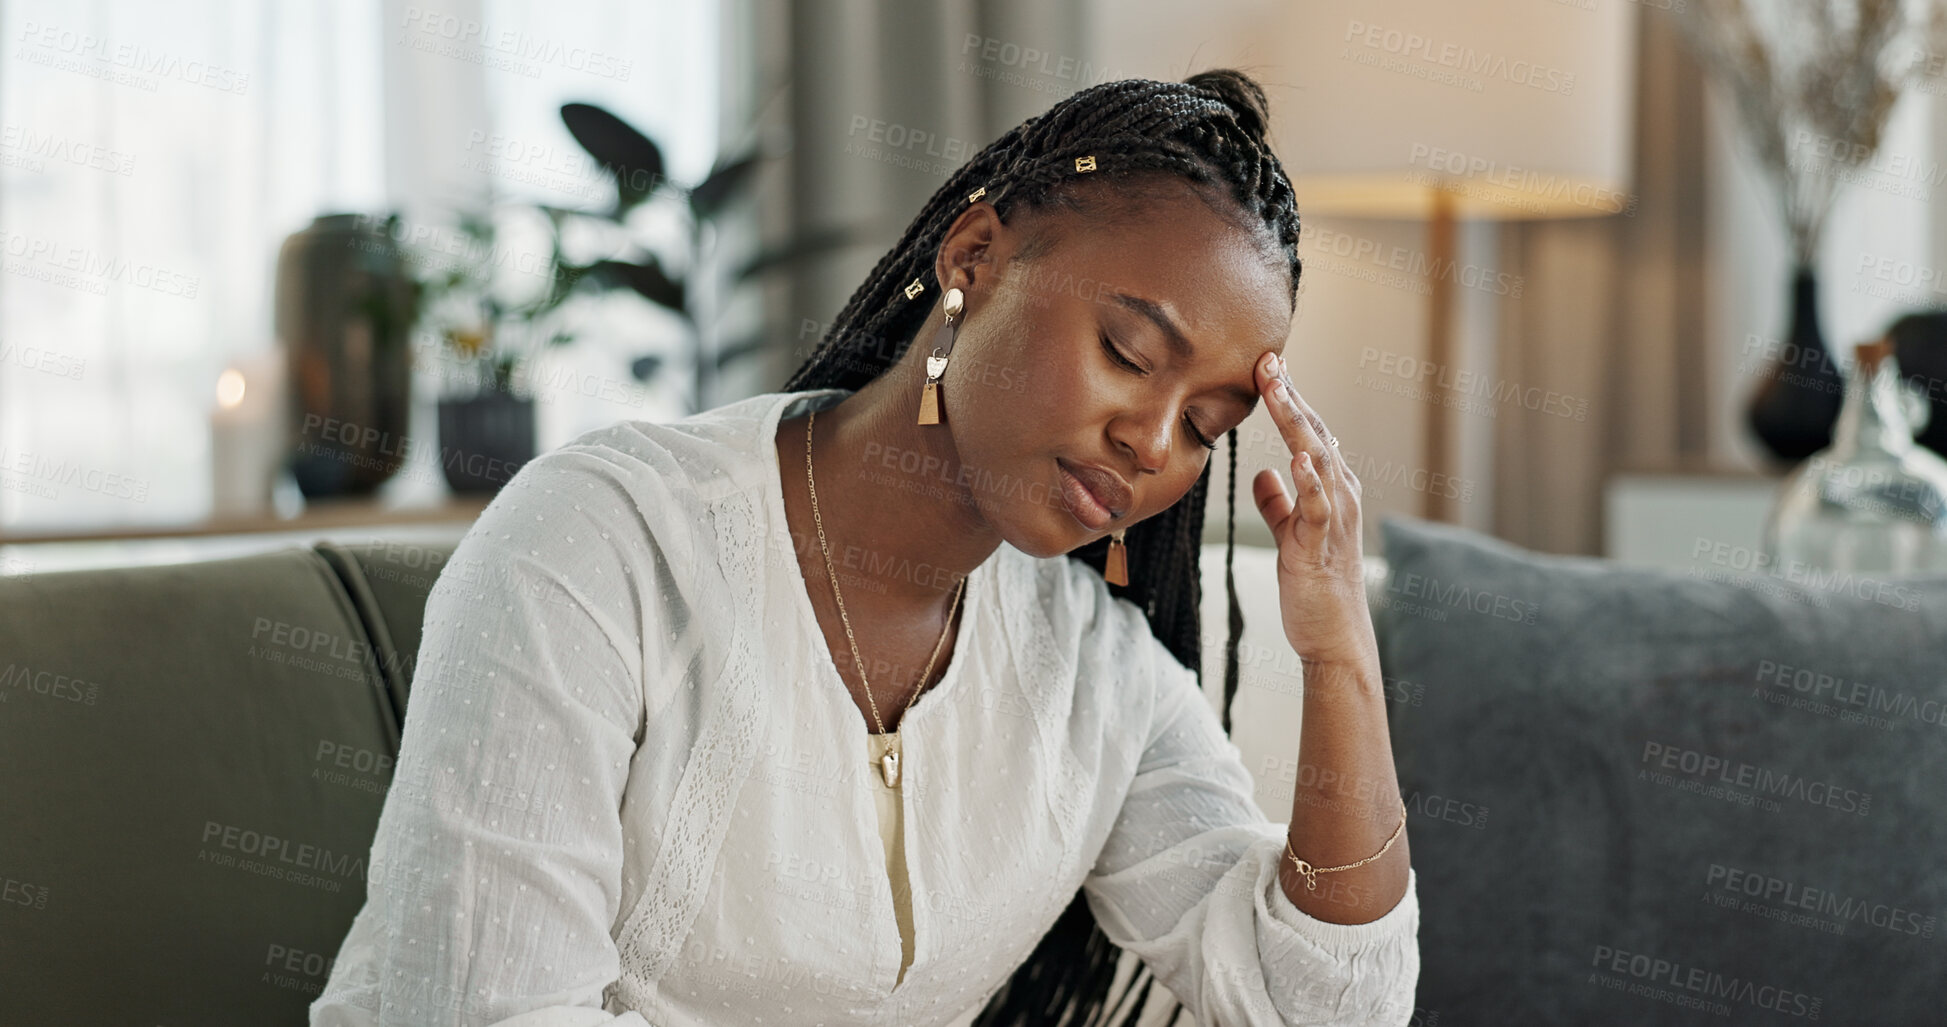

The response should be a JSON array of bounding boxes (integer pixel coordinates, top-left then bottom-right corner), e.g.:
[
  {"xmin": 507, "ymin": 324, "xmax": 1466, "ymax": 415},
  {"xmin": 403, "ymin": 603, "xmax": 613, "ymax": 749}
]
[{"xmin": 1284, "ymin": 798, "xmax": 1408, "ymax": 892}]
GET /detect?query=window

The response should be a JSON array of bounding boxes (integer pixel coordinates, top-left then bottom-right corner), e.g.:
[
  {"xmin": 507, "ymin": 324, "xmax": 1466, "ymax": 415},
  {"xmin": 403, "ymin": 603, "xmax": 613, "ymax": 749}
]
[{"xmin": 0, "ymin": 0, "xmax": 718, "ymax": 533}]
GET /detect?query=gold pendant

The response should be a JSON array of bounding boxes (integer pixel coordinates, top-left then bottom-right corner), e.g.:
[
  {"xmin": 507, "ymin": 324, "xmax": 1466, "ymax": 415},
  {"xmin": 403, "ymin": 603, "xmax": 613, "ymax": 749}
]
[
  {"xmin": 1105, "ymin": 533, "xmax": 1128, "ymax": 585},
  {"xmin": 879, "ymin": 747, "xmax": 901, "ymax": 788},
  {"xmin": 916, "ymin": 381, "xmax": 940, "ymax": 425}
]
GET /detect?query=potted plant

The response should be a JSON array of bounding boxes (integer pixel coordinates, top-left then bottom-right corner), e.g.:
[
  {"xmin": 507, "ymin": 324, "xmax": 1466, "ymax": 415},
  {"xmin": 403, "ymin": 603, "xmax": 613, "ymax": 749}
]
[
  {"xmin": 409, "ymin": 102, "xmax": 858, "ymax": 493},
  {"xmin": 413, "ymin": 209, "xmax": 565, "ymax": 494},
  {"xmin": 547, "ymin": 101, "xmax": 857, "ymax": 414}
]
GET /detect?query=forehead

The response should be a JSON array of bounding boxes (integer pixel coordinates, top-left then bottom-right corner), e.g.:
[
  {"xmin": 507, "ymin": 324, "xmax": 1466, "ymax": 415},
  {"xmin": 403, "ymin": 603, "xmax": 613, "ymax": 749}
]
[{"xmin": 1021, "ymin": 191, "xmax": 1291, "ymax": 356}]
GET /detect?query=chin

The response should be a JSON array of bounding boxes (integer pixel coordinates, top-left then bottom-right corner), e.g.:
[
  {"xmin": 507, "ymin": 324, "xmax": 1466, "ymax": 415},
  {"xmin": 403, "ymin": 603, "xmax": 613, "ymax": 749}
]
[
  {"xmin": 1020, "ymin": 471, "xmax": 1100, "ymax": 558},
  {"xmin": 968, "ymin": 504, "xmax": 1059, "ymax": 561},
  {"xmin": 1012, "ymin": 533, "xmax": 1082, "ymax": 561},
  {"xmin": 1022, "ymin": 504, "xmax": 1111, "ymax": 561},
  {"xmin": 963, "ymin": 455, "xmax": 1105, "ymax": 559}
]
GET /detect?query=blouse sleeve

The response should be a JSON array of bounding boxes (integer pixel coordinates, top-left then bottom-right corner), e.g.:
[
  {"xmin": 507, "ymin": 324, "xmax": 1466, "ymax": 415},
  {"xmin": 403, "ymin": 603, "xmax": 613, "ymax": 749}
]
[
  {"xmin": 311, "ymin": 449, "xmax": 668, "ymax": 1027},
  {"xmin": 1079, "ymin": 612, "xmax": 1422, "ymax": 1027}
]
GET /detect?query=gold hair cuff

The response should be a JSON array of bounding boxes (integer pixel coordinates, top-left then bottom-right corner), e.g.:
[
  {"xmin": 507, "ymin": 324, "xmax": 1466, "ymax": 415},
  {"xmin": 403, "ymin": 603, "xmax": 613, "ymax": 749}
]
[{"xmin": 1286, "ymin": 798, "xmax": 1408, "ymax": 892}]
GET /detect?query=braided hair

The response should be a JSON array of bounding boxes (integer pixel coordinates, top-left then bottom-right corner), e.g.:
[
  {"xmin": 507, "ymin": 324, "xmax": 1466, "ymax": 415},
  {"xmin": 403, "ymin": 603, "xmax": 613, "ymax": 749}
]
[{"xmin": 781, "ymin": 68, "xmax": 1304, "ymax": 1027}]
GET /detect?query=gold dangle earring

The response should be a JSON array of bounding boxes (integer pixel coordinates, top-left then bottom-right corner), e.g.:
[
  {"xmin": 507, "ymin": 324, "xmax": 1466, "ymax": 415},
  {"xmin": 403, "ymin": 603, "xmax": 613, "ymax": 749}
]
[
  {"xmin": 1105, "ymin": 528, "xmax": 1128, "ymax": 586},
  {"xmin": 916, "ymin": 282, "xmax": 963, "ymax": 425},
  {"xmin": 915, "ymin": 181, "xmax": 1006, "ymax": 424}
]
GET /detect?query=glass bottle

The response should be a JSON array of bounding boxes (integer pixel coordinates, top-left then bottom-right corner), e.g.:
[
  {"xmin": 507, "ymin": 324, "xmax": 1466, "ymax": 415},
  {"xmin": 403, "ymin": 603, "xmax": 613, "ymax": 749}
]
[{"xmin": 1761, "ymin": 340, "xmax": 1947, "ymax": 576}]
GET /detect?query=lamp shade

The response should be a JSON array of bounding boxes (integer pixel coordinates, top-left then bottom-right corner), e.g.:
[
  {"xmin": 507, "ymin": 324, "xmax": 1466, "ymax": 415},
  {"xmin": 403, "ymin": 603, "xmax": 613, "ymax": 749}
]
[{"xmin": 1271, "ymin": 0, "xmax": 1638, "ymax": 220}]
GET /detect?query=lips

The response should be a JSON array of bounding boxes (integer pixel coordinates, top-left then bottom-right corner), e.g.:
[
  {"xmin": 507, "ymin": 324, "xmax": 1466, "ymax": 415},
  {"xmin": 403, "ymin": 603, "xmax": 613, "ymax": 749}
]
[{"xmin": 1057, "ymin": 458, "xmax": 1133, "ymax": 520}]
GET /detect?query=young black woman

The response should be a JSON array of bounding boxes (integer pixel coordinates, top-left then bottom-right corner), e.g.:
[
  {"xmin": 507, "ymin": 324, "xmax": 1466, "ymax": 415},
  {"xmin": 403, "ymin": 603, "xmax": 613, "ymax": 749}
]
[{"xmin": 313, "ymin": 69, "xmax": 1418, "ymax": 1027}]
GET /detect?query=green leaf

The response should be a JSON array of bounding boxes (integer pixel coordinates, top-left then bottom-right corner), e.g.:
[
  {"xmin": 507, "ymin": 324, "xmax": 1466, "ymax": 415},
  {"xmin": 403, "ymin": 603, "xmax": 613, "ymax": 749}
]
[
  {"xmin": 689, "ymin": 150, "xmax": 761, "ymax": 222},
  {"xmin": 550, "ymin": 261, "xmax": 593, "ymax": 306},
  {"xmin": 561, "ymin": 102, "xmax": 666, "ymax": 217},
  {"xmin": 586, "ymin": 258, "xmax": 686, "ymax": 313}
]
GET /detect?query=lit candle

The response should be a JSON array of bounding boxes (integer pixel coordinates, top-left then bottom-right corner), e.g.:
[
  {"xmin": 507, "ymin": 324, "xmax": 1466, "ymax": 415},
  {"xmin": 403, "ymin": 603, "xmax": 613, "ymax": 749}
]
[{"xmin": 209, "ymin": 348, "xmax": 288, "ymax": 519}]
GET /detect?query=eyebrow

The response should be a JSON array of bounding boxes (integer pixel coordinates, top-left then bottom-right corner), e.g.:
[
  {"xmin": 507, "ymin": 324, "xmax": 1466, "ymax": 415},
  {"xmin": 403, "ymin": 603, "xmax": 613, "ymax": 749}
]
[{"xmin": 1110, "ymin": 291, "xmax": 1261, "ymax": 409}]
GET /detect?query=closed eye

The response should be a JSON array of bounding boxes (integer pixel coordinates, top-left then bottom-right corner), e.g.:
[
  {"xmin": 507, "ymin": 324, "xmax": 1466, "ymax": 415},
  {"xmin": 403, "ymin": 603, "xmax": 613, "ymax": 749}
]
[
  {"xmin": 1099, "ymin": 333, "xmax": 1219, "ymax": 451},
  {"xmin": 1099, "ymin": 332, "xmax": 1144, "ymax": 374}
]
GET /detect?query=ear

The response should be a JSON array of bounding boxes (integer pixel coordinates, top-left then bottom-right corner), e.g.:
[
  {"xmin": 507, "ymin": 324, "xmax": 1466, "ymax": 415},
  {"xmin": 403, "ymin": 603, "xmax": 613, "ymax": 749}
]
[{"xmin": 935, "ymin": 200, "xmax": 1002, "ymax": 297}]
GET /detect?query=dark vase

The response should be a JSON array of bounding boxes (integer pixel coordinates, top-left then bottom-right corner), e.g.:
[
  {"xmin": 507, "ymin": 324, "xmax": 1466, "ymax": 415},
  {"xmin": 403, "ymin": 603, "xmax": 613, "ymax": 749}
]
[
  {"xmin": 276, "ymin": 213, "xmax": 419, "ymax": 497},
  {"xmin": 438, "ymin": 390, "xmax": 536, "ymax": 493},
  {"xmin": 1745, "ymin": 267, "xmax": 1847, "ymax": 465}
]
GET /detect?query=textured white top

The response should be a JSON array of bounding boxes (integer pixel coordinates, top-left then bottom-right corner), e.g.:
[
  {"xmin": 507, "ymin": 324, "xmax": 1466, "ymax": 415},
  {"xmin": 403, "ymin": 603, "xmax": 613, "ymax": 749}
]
[{"xmin": 310, "ymin": 387, "xmax": 1421, "ymax": 1027}]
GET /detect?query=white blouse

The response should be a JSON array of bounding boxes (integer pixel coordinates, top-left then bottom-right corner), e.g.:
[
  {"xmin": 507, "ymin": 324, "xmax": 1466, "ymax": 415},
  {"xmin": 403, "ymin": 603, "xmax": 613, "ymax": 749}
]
[{"xmin": 310, "ymin": 387, "xmax": 1420, "ymax": 1027}]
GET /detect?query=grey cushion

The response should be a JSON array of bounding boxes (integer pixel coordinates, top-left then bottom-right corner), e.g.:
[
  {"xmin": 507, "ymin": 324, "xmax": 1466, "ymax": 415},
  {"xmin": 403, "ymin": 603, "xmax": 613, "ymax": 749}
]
[{"xmin": 1377, "ymin": 514, "xmax": 1947, "ymax": 1025}]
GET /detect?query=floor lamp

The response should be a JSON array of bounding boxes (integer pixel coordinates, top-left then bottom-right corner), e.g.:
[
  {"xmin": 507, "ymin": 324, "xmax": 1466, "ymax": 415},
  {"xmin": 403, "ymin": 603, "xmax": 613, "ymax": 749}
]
[{"xmin": 1271, "ymin": 0, "xmax": 1639, "ymax": 521}]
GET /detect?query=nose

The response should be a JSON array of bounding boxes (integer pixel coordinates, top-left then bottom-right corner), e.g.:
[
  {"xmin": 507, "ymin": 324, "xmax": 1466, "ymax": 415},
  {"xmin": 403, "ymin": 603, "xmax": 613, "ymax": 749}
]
[{"xmin": 1110, "ymin": 406, "xmax": 1171, "ymax": 475}]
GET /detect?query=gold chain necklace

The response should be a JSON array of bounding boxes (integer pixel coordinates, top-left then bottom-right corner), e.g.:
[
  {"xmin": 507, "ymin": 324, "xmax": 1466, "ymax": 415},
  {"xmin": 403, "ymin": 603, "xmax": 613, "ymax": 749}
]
[{"xmin": 806, "ymin": 406, "xmax": 967, "ymax": 788}]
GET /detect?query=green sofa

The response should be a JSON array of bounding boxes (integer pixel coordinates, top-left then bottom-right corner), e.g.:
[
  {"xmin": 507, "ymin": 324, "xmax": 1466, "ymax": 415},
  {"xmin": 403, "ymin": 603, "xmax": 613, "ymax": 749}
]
[{"xmin": 0, "ymin": 539, "xmax": 456, "ymax": 1025}]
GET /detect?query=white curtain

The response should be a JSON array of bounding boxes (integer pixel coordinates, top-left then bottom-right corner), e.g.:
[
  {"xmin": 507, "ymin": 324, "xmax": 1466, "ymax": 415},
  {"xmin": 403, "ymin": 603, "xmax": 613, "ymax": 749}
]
[{"xmin": 0, "ymin": 0, "xmax": 385, "ymax": 530}]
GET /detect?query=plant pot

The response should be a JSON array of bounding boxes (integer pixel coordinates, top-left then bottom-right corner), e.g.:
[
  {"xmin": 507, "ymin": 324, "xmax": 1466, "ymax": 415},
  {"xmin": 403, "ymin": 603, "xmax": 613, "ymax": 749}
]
[
  {"xmin": 277, "ymin": 213, "xmax": 418, "ymax": 497},
  {"xmin": 438, "ymin": 391, "xmax": 536, "ymax": 494}
]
